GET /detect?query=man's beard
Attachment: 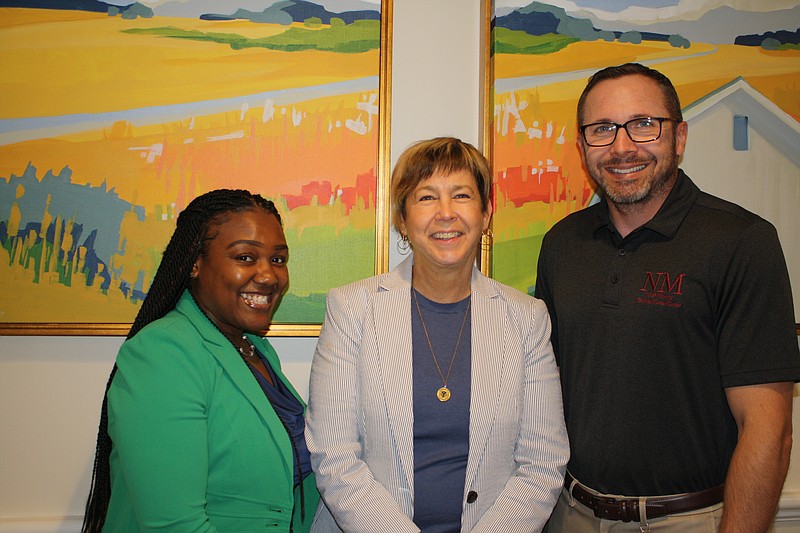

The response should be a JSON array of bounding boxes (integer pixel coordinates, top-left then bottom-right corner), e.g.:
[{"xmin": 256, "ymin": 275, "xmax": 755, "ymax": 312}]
[{"xmin": 590, "ymin": 147, "xmax": 679, "ymax": 207}]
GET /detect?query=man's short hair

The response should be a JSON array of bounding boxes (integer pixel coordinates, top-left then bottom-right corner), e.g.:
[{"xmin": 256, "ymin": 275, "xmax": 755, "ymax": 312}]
[{"xmin": 577, "ymin": 63, "xmax": 683, "ymax": 125}]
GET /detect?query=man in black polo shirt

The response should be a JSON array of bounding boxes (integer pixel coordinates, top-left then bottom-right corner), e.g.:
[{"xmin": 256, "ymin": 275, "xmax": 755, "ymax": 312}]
[{"xmin": 537, "ymin": 63, "xmax": 799, "ymax": 532}]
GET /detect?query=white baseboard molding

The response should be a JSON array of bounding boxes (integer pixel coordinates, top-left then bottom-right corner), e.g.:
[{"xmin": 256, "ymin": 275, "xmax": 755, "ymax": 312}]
[
  {"xmin": 2, "ymin": 495, "xmax": 800, "ymax": 532},
  {"xmin": 0, "ymin": 516, "xmax": 82, "ymax": 533},
  {"xmin": 776, "ymin": 490, "xmax": 800, "ymax": 522}
]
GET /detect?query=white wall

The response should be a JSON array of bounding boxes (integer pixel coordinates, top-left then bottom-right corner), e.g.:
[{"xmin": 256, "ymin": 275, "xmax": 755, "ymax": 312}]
[{"xmin": 1, "ymin": 1, "xmax": 799, "ymax": 531}]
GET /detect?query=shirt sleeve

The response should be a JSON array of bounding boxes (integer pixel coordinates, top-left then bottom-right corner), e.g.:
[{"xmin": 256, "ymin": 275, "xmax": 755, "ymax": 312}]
[{"xmin": 716, "ymin": 220, "xmax": 800, "ymax": 387}]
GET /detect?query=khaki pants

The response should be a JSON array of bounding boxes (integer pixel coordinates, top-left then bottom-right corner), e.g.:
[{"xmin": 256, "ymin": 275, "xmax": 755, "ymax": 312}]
[{"xmin": 544, "ymin": 486, "xmax": 723, "ymax": 533}]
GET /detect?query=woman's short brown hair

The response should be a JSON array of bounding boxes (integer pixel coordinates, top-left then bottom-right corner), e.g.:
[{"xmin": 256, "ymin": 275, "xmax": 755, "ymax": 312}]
[{"xmin": 391, "ymin": 137, "xmax": 492, "ymax": 234}]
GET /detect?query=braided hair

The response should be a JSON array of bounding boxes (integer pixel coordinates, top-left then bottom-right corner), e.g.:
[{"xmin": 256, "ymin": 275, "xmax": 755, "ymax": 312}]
[{"xmin": 82, "ymin": 189, "xmax": 281, "ymax": 532}]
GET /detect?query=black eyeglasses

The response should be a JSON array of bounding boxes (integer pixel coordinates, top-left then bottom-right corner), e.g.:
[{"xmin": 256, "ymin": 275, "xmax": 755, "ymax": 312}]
[{"xmin": 580, "ymin": 117, "xmax": 679, "ymax": 147}]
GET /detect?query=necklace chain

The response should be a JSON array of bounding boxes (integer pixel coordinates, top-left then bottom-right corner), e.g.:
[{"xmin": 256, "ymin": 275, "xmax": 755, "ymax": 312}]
[{"xmin": 412, "ymin": 289, "xmax": 470, "ymax": 402}]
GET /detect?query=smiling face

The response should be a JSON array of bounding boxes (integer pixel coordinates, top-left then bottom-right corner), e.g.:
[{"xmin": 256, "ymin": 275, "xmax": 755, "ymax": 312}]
[
  {"xmin": 191, "ymin": 208, "xmax": 288, "ymax": 338},
  {"xmin": 399, "ymin": 168, "xmax": 492, "ymax": 280},
  {"xmin": 578, "ymin": 74, "xmax": 688, "ymax": 208}
]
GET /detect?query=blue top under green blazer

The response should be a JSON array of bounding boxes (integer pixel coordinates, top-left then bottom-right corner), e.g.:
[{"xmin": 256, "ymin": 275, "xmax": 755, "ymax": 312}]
[{"xmin": 104, "ymin": 290, "xmax": 319, "ymax": 532}]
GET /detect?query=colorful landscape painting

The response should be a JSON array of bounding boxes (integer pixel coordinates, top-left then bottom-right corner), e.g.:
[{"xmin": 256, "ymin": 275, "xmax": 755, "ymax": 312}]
[
  {"xmin": 0, "ymin": 0, "xmax": 388, "ymax": 333},
  {"xmin": 489, "ymin": 0, "xmax": 800, "ymax": 297}
]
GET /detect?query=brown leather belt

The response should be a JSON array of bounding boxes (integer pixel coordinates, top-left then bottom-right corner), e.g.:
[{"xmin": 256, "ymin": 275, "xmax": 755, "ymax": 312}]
[{"xmin": 566, "ymin": 472, "xmax": 724, "ymax": 522}]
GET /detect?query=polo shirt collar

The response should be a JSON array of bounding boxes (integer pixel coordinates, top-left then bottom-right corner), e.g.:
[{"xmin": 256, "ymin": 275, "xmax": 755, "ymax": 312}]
[{"xmin": 592, "ymin": 169, "xmax": 699, "ymax": 241}]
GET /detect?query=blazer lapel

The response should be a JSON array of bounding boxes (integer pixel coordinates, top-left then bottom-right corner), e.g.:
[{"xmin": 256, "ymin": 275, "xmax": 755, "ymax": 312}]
[
  {"xmin": 175, "ymin": 292, "xmax": 294, "ymax": 470},
  {"xmin": 465, "ymin": 271, "xmax": 505, "ymax": 486},
  {"xmin": 374, "ymin": 259, "xmax": 416, "ymax": 494}
]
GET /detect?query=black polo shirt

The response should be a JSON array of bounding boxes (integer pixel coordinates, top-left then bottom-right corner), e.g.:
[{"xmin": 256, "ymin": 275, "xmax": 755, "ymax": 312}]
[{"xmin": 535, "ymin": 170, "xmax": 799, "ymax": 496}]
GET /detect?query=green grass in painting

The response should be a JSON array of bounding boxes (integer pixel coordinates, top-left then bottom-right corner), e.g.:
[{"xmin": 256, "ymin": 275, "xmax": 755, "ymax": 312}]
[
  {"xmin": 264, "ymin": 19, "xmax": 379, "ymax": 53},
  {"xmin": 273, "ymin": 225, "xmax": 375, "ymax": 323},
  {"xmin": 274, "ymin": 292, "xmax": 327, "ymax": 324},
  {"xmin": 123, "ymin": 19, "xmax": 380, "ymax": 53},
  {"xmin": 493, "ymin": 28, "xmax": 577, "ymax": 55},
  {"xmin": 492, "ymin": 234, "xmax": 545, "ymax": 297}
]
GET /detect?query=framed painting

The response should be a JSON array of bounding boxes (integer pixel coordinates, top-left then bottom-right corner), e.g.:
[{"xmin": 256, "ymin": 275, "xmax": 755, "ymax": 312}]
[
  {"xmin": 0, "ymin": 0, "xmax": 393, "ymax": 336},
  {"xmin": 484, "ymin": 0, "xmax": 800, "ymax": 330}
]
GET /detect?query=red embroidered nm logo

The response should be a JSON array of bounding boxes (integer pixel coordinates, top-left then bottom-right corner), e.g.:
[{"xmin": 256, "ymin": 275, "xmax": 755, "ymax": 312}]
[{"xmin": 637, "ymin": 272, "xmax": 685, "ymax": 307}]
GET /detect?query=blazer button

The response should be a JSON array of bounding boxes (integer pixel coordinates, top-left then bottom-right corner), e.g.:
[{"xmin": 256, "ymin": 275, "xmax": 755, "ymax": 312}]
[{"xmin": 466, "ymin": 491, "xmax": 478, "ymax": 504}]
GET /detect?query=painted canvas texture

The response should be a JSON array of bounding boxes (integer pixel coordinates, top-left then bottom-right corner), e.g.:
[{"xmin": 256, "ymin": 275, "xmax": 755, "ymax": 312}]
[
  {"xmin": 491, "ymin": 0, "xmax": 800, "ymax": 297},
  {"xmin": 0, "ymin": 0, "xmax": 385, "ymax": 327}
]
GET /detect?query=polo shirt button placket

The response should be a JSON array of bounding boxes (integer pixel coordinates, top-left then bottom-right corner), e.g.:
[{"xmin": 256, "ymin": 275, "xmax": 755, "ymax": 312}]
[
  {"xmin": 603, "ymin": 246, "xmax": 628, "ymax": 305},
  {"xmin": 612, "ymin": 249, "xmax": 626, "ymax": 284},
  {"xmin": 612, "ymin": 248, "xmax": 627, "ymax": 285}
]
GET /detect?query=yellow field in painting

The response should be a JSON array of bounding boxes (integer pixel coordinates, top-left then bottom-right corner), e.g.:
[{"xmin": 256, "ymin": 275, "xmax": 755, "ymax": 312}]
[
  {"xmin": 0, "ymin": 8, "xmax": 378, "ymax": 118},
  {"xmin": 491, "ymin": 40, "xmax": 800, "ymax": 293},
  {"xmin": 497, "ymin": 40, "xmax": 800, "ymax": 119}
]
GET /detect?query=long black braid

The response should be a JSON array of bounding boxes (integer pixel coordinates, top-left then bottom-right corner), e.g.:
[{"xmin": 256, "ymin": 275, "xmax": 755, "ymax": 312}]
[{"xmin": 82, "ymin": 189, "xmax": 281, "ymax": 532}]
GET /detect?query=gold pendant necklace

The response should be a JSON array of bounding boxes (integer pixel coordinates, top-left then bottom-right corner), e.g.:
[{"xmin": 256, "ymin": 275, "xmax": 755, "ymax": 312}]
[{"xmin": 412, "ymin": 289, "xmax": 471, "ymax": 402}]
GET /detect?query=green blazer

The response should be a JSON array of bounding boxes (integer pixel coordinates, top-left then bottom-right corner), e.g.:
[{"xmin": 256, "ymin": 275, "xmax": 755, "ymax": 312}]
[{"xmin": 105, "ymin": 290, "xmax": 319, "ymax": 532}]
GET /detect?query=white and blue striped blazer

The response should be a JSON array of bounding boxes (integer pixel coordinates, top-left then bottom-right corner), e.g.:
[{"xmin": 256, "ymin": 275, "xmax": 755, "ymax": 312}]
[{"xmin": 306, "ymin": 256, "xmax": 568, "ymax": 533}]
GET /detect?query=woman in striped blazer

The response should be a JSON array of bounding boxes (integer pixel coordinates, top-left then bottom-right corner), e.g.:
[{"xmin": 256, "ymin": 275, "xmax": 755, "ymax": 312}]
[{"xmin": 306, "ymin": 137, "xmax": 569, "ymax": 532}]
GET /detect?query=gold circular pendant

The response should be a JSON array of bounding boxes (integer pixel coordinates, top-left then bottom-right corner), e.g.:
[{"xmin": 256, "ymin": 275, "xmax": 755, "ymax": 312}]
[{"xmin": 437, "ymin": 387, "xmax": 451, "ymax": 402}]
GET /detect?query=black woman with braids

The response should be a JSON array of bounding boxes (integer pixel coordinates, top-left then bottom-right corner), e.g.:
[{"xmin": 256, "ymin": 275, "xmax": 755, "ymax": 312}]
[{"xmin": 82, "ymin": 189, "xmax": 319, "ymax": 532}]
